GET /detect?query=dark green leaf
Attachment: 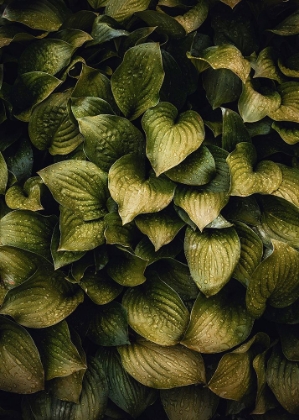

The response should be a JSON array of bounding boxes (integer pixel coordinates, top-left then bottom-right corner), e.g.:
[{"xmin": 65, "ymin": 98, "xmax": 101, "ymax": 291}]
[
  {"xmin": 51, "ymin": 223, "xmax": 85, "ymax": 270},
  {"xmin": 278, "ymin": 324, "xmax": 299, "ymax": 362},
  {"xmin": 88, "ymin": 15, "xmax": 129, "ymax": 45},
  {"xmin": 272, "ymin": 121, "xmax": 299, "ymax": 145},
  {"xmin": 174, "ymin": 0, "xmax": 209, "ymax": 34},
  {"xmin": 136, "ymin": 10, "xmax": 185, "ymax": 39},
  {"xmin": 79, "ymin": 270, "xmax": 123, "ymax": 305},
  {"xmin": 105, "ymin": 0, "xmax": 151, "ymax": 22},
  {"xmin": 252, "ymin": 47, "xmax": 285, "ymax": 83},
  {"xmin": 0, "ymin": 152, "xmax": 8, "ymax": 195},
  {"xmin": 221, "ymin": 107, "xmax": 251, "ymax": 152},
  {"xmin": 270, "ymin": 10, "xmax": 299, "ymax": 36}
]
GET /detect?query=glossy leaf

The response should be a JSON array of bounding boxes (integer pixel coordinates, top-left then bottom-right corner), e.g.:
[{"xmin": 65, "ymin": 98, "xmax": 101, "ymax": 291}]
[
  {"xmin": 278, "ymin": 53, "xmax": 299, "ymax": 79},
  {"xmin": 278, "ymin": 324, "xmax": 299, "ymax": 362},
  {"xmin": 118, "ymin": 339, "xmax": 206, "ymax": 389},
  {"xmin": 122, "ymin": 276, "xmax": 189, "ymax": 345},
  {"xmin": 0, "ymin": 316, "xmax": 44, "ymax": 394},
  {"xmin": 143, "ymin": 102, "xmax": 205, "ymax": 175},
  {"xmin": 272, "ymin": 164, "xmax": 299, "ymax": 208},
  {"xmin": 71, "ymin": 97, "xmax": 114, "ymax": 119},
  {"xmin": 48, "ymin": 370, "xmax": 85, "ymax": 404},
  {"xmin": 108, "ymin": 154, "xmax": 175, "ymax": 224},
  {"xmin": 184, "ymin": 227, "xmax": 241, "ymax": 296},
  {"xmin": 105, "ymin": 0, "xmax": 151, "ymax": 22},
  {"xmin": 175, "ymin": 0, "xmax": 209, "ymax": 34},
  {"xmin": 5, "ymin": 177, "xmax": 44, "ymax": 211},
  {"xmin": 51, "ymin": 223, "xmax": 85, "ymax": 270},
  {"xmin": 0, "ymin": 269, "xmax": 84, "ymax": 328},
  {"xmin": 181, "ymin": 291, "xmax": 254, "ymax": 353},
  {"xmin": 38, "ymin": 160, "xmax": 108, "ymax": 221},
  {"xmin": 246, "ymin": 240, "xmax": 299, "ymax": 318},
  {"xmin": 104, "ymin": 211, "xmax": 137, "ymax": 249},
  {"xmin": 272, "ymin": 121, "xmax": 299, "ymax": 145},
  {"xmin": 79, "ymin": 270, "xmax": 123, "ymax": 305},
  {"xmin": 252, "ymin": 47, "xmax": 284, "ymax": 83},
  {"xmin": 268, "ymin": 82, "xmax": 299, "ymax": 123},
  {"xmin": 204, "ymin": 145, "xmax": 230, "ymax": 193},
  {"xmin": 111, "ymin": 43, "xmax": 164, "ymax": 120},
  {"xmin": 135, "ymin": 235, "xmax": 182, "ymax": 264},
  {"xmin": 78, "ymin": 114, "xmax": 144, "ymax": 172},
  {"xmin": 219, "ymin": 0, "xmax": 242, "ymax": 7},
  {"xmin": 136, "ymin": 10, "xmax": 185, "ymax": 39},
  {"xmin": 221, "ymin": 107, "xmax": 251, "ymax": 152},
  {"xmin": 0, "ymin": 152, "xmax": 8, "ymax": 195},
  {"xmin": 88, "ymin": 15, "xmax": 129, "ymax": 45},
  {"xmin": 106, "ymin": 248, "xmax": 147, "ymax": 287},
  {"xmin": 270, "ymin": 10, "xmax": 299, "ymax": 36},
  {"xmin": 51, "ymin": 28, "xmax": 93, "ymax": 47}
]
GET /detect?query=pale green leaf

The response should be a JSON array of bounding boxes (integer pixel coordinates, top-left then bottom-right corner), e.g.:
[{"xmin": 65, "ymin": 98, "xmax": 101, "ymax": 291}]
[
  {"xmin": 0, "ymin": 152, "xmax": 8, "ymax": 195},
  {"xmin": 142, "ymin": 102, "xmax": 205, "ymax": 176},
  {"xmin": 252, "ymin": 47, "xmax": 285, "ymax": 83},
  {"xmin": 105, "ymin": 0, "xmax": 151, "ymax": 22},
  {"xmin": 246, "ymin": 240, "xmax": 299, "ymax": 318},
  {"xmin": 38, "ymin": 160, "xmax": 108, "ymax": 221},
  {"xmin": 118, "ymin": 339, "xmax": 206, "ymax": 389},
  {"xmin": 5, "ymin": 177, "xmax": 44, "ymax": 211},
  {"xmin": 111, "ymin": 43, "xmax": 164, "ymax": 120},
  {"xmin": 221, "ymin": 107, "xmax": 251, "ymax": 152},
  {"xmin": 272, "ymin": 121, "xmax": 299, "ymax": 145},
  {"xmin": 78, "ymin": 114, "xmax": 144, "ymax": 172},
  {"xmin": 268, "ymin": 82, "xmax": 299, "ymax": 123},
  {"xmin": 181, "ymin": 291, "xmax": 254, "ymax": 353},
  {"xmin": 0, "ymin": 316, "xmax": 44, "ymax": 394},
  {"xmin": 175, "ymin": 0, "xmax": 208, "ymax": 34},
  {"xmin": 71, "ymin": 97, "xmax": 114, "ymax": 119},
  {"xmin": 79, "ymin": 270, "xmax": 123, "ymax": 305},
  {"xmin": 122, "ymin": 276, "xmax": 189, "ymax": 346},
  {"xmin": 108, "ymin": 154, "xmax": 175, "ymax": 224},
  {"xmin": 227, "ymin": 142, "xmax": 282, "ymax": 196},
  {"xmin": 184, "ymin": 227, "xmax": 241, "ymax": 297},
  {"xmin": 272, "ymin": 164, "xmax": 299, "ymax": 208}
]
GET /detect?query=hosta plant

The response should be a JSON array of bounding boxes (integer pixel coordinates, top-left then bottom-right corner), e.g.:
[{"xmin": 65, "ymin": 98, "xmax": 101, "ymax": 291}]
[{"xmin": 1, "ymin": 0, "xmax": 299, "ymax": 419}]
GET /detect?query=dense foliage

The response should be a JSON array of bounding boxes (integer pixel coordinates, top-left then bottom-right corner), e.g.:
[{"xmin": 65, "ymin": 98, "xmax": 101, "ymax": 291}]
[{"xmin": 1, "ymin": 0, "xmax": 299, "ymax": 418}]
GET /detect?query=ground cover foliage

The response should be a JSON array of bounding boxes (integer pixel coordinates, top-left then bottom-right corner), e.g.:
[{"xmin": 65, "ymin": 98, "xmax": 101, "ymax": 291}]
[{"xmin": 0, "ymin": 0, "xmax": 299, "ymax": 418}]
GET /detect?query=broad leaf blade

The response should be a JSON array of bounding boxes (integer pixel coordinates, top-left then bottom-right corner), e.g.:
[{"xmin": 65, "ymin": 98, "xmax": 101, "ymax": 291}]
[
  {"xmin": 272, "ymin": 164, "xmax": 299, "ymax": 208},
  {"xmin": 267, "ymin": 82, "xmax": 299, "ymax": 123},
  {"xmin": 106, "ymin": 248, "xmax": 147, "ymax": 287},
  {"xmin": 105, "ymin": 0, "xmax": 151, "ymax": 22},
  {"xmin": 5, "ymin": 177, "xmax": 44, "ymax": 211},
  {"xmin": 80, "ymin": 270, "xmax": 123, "ymax": 305},
  {"xmin": 221, "ymin": 107, "xmax": 251, "ymax": 152},
  {"xmin": 0, "ymin": 152, "xmax": 8, "ymax": 195}
]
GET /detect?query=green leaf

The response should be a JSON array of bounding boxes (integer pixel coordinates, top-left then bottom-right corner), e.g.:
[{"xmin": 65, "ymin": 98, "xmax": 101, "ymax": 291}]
[
  {"xmin": 0, "ymin": 269, "xmax": 84, "ymax": 328},
  {"xmin": 221, "ymin": 107, "xmax": 251, "ymax": 152},
  {"xmin": 48, "ymin": 369, "xmax": 85, "ymax": 404},
  {"xmin": 135, "ymin": 236, "xmax": 182, "ymax": 264},
  {"xmin": 11, "ymin": 72, "xmax": 61, "ymax": 122},
  {"xmin": 87, "ymin": 0, "xmax": 108, "ymax": 8},
  {"xmin": 174, "ymin": 186, "xmax": 229, "ymax": 232},
  {"xmin": 184, "ymin": 227, "xmax": 241, "ymax": 297},
  {"xmin": 233, "ymin": 222, "xmax": 263, "ymax": 287},
  {"xmin": 71, "ymin": 97, "xmax": 114, "ymax": 120},
  {"xmin": 267, "ymin": 345, "xmax": 299, "ymax": 414},
  {"xmin": 111, "ymin": 43, "xmax": 164, "ymax": 120},
  {"xmin": 19, "ymin": 39, "xmax": 74, "ymax": 75},
  {"xmin": 122, "ymin": 276, "xmax": 189, "ymax": 346},
  {"xmin": 88, "ymin": 15, "xmax": 129, "ymax": 45},
  {"xmin": 174, "ymin": 0, "xmax": 209, "ymax": 34},
  {"xmin": 135, "ymin": 207, "xmax": 185, "ymax": 251},
  {"xmin": 5, "ymin": 177, "xmax": 44, "ymax": 211},
  {"xmin": 203, "ymin": 68, "xmax": 242, "ymax": 110},
  {"xmin": 270, "ymin": 10, "xmax": 299, "ymax": 36},
  {"xmin": 78, "ymin": 114, "xmax": 144, "ymax": 172},
  {"xmin": 22, "ymin": 357, "xmax": 108, "ymax": 419},
  {"xmin": 38, "ymin": 160, "xmax": 108, "ymax": 221},
  {"xmin": 272, "ymin": 164, "xmax": 299, "ymax": 208},
  {"xmin": 108, "ymin": 154, "xmax": 175, "ymax": 224},
  {"xmin": 246, "ymin": 240, "xmax": 299, "ymax": 318},
  {"xmin": 0, "ymin": 210, "xmax": 55, "ymax": 259},
  {"xmin": 268, "ymin": 82, "xmax": 299, "ymax": 123},
  {"xmin": 238, "ymin": 79, "xmax": 281, "ymax": 123},
  {"xmin": 5, "ymin": 137, "xmax": 33, "ymax": 182},
  {"xmin": 87, "ymin": 302, "xmax": 129, "ymax": 346},
  {"xmin": 227, "ymin": 142, "xmax": 282, "ymax": 196},
  {"xmin": 37, "ymin": 320, "xmax": 86, "ymax": 380},
  {"xmin": 278, "ymin": 53, "xmax": 299, "ymax": 78},
  {"xmin": 51, "ymin": 223, "xmax": 85, "ymax": 270},
  {"xmin": 142, "ymin": 102, "xmax": 205, "ymax": 176},
  {"xmin": 219, "ymin": 0, "xmax": 242, "ymax": 7},
  {"xmin": 190, "ymin": 44, "xmax": 251, "ymax": 83},
  {"xmin": 161, "ymin": 385, "xmax": 219, "ymax": 420},
  {"xmin": 278, "ymin": 324, "xmax": 299, "ymax": 362},
  {"xmin": 118, "ymin": 339, "xmax": 206, "ymax": 389},
  {"xmin": 97, "ymin": 347, "xmax": 157, "ymax": 418},
  {"xmin": 0, "ymin": 316, "xmax": 44, "ymax": 394},
  {"xmin": 204, "ymin": 145, "xmax": 230, "ymax": 193},
  {"xmin": 104, "ymin": 211, "xmax": 138, "ymax": 249},
  {"xmin": 0, "ymin": 152, "xmax": 8, "ymax": 195},
  {"xmin": 51, "ymin": 28, "xmax": 93, "ymax": 47},
  {"xmin": 79, "ymin": 270, "xmax": 123, "ymax": 305},
  {"xmin": 29, "ymin": 90, "xmax": 83, "ymax": 156},
  {"xmin": 181, "ymin": 290, "xmax": 254, "ymax": 354},
  {"xmin": 137, "ymin": 10, "xmax": 185, "ymax": 39},
  {"xmin": 105, "ymin": 0, "xmax": 151, "ymax": 22},
  {"xmin": 252, "ymin": 47, "xmax": 285, "ymax": 83},
  {"xmin": 272, "ymin": 121, "xmax": 299, "ymax": 145},
  {"xmin": 2, "ymin": 0, "xmax": 70, "ymax": 32}
]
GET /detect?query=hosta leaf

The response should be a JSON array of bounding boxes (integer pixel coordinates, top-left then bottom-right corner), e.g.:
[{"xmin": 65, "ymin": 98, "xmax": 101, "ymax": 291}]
[
  {"xmin": 278, "ymin": 324, "xmax": 299, "ymax": 362},
  {"xmin": 29, "ymin": 90, "xmax": 83, "ymax": 156},
  {"xmin": 252, "ymin": 47, "xmax": 284, "ymax": 83},
  {"xmin": 38, "ymin": 160, "xmax": 108, "ymax": 221},
  {"xmin": 135, "ymin": 207, "xmax": 185, "ymax": 251},
  {"xmin": 165, "ymin": 145, "xmax": 216, "ymax": 186},
  {"xmin": 18, "ymin": 39, "xmax": 74, "ymax": 75},
  {"xmin": 161, "ymin": 385, "xmax": 219, "ymax": 420},
  {"xmin": 11, "ymin": 72, "xmax": 61, "ymax": 122},
  {"xmin": 5, "ymin": 137, "xmax": 33, "ymax": 182},
  {"xmin": 78, "ymin": 114, "xmax": 144, "ymax": 172},
  {"xmin": 37, "ymin": 320, "xmax": 86, "ymax": 380},
  {"xmin": 111, "ymin": 43, "xmax": 164, "ymax": 120},
  {"xmin": 0, "ymin": 316, "xmax": 44, "ymax": 394},
  {"xmin": 108, "ymin": 154, "xmax": 175, "ymax": 224},
  {"xmin": 181, "ymin": 291, "xmax": 254, "ymax": 353},
  {"xmin": 278, "ymin": 53, "xmax": 299, "ymax": 79},
  {"xmin": 175, "ymin": 0, "xmax": 209, "ymax": 33},
  {"xmin": 0, "ymin": 152, "xmax": 7, "ymax": 195},
  {"xmin": 0, "ymin": 269, "xmax": 84, "ymax": 328},
  {"xmin": 272, "ymin": 121, "xmax": 299, "ymax": 145},
  {"xmin": 51, "ymin": 224, "xmax": 84, "ymax": 270},
  {"xmin": 260, "ymin": 195, "xmax": 299, "ymax": 248},
  {"xmin": 79, "ymin": 270, "xmax": 123, "ymax": 305},
  {"xmin": 104, "ymin": 211, "xmax": 137, "ymax": 249},
  {"xmin": 184, "ymin": 227, "xmax": 241, "ymax": 297},
  {"xmin": 203, "ymin": 68, "xmax": 242, "ymax": 110},
  {"xmin": 272, "ymin": 164, "xmax": 299, "ymax": 208},
  {"xmin": 268, "ymin": 82, "xmax": 299, "ymax": 123},
  {"xmin": 191, "ymin": 44, "xmax": 251, "ymax": 83},
  {"xmin": 122, "ymin": 276, "xmax": 189, "ymax": 346},
  {"xmin": 88, "ymin": 15, "xmax": 129, "ymax": 45},
  {"xmin": 52, "ymin": 28, "xmax": 93, "ymax": 47},
  {"xmin": 22, "ymin": 357, "xmax": 108, "ymax": 419},
  {"xmin": 267, "ymin": 345, "xmax": 299, "ymax": 414},
  {"xmin": 134, "ymin": 236, "xmax": 182, "ymax": 264},
  {"xmin": 49, "ymin": 370, "xmax": 85, "ymax": 404},
  {"xmin": 97, "ymin": 347, "xmax": 157, "ymax": 418},
  {"xmin": 87, "ymin": 0, "xmax": 108, "ymax": 8},
  {"xmin": 270, "ymin": 10, "xmax": 299, "ymax": 36},
  {"xmin": 142, "ymin": 102, "xmax": 205, "ymax": 176},
  {"xmin": 0, "ymin": 210, "xmax": 55, "ymax": 259},
  {"xmin": 2, "ymin": 0, "xmax": 70, "ymax": 32},
  {"xmin": 227, "ymin": 142, "xmax": 282, "ymax": 196},
  {"xmin": 204, "ymin": 145, "xmax": 230, "ymax": 192},
  {"xmin": 105, "ymin": 0, "xmax": 151, "ymax": 22},
  {"xmin": 106, "ymin": 248, "xmax": 147, "ymax": 287},
  {"xmin": 5, "ymin": 177, "xmax": 44, "ymax": 211},
  {"xmin": 87, "ymin": 302, "xmax": 129, "ymax": 346},
  {"xmin": 233, "ymin": 222, "xmax": 263, "ymax": 286},
  {"xmin": 246, "ymin": 240, "xmax": 299, "ymax": 318},
  {"xmin": 174, "ymin": 186, "xmax": 229, "ymax": 232},
  {"xmin": 118, "ymin": 339, "xmax": 205, "ymax": 389},
  {"xmin": 137, "ymin": 10, "xmax": 185, "ymax": 39},
  {"xmin": 238, "ymin": 79, "xmax": 281, "ymax": 123},
  {"xmin": 221, "ymin": 108, "xmax": 251, "ymax": 152},
  {"xmin": 219, "ymin": 0, "xmax": 242, "ymax": 8},
  {"xmin": 71, "ymin": 97, "xmax": 113, "ymax": 119}
]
